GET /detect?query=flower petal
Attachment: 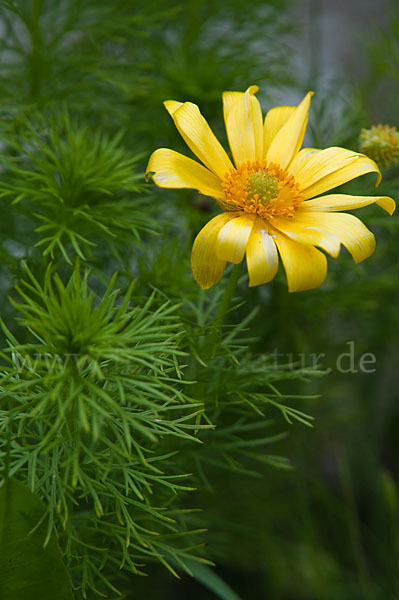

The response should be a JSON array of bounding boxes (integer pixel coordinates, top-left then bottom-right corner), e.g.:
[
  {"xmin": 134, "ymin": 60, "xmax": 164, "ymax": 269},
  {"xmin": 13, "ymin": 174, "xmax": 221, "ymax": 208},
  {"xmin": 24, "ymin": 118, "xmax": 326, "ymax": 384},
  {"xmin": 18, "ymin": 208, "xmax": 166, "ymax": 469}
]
[
  {"xmin": 286, "ymin": 211, "xmax": 376, "ymax": 263},
  {"xmin": 225, "ymin": 86, "xmax": 264, "ymax": 165},
  {"xmin": 299, "ymin": 193, "xmax": 396, "ymax": 215},
  {"xmin": 263, "ymin": 106, "xmax": 296, "ymax": 157},
  {"xmin": 223, "ymin": 90, "xmax": 247, "ymax": 124},
  {"xmin": 290, "ymin": 147, "xmax": 382, "ymax": 200},
  {"xmin": 146, "ymin": 148, "xmax": 225, "ymax": 198},
  {"xmin": 286, "ymin": 147, "xmax": 319, "ymax": 176},
  {"xmin": 266, "ymin": 92, "xmax": 313, "ymax": 170},
  {"xmin": 216, "ymin": 213, "xmax": 256, "ymax": 263},
  {"xmin": 164, "ymin": 100, "xmax": 234, "ymax": 179},
  {"xmin": 246, "ymin": 217, "xmax": 279, "ymax": 286},
  {"xmin": 271, "ymin": 215, "xmax": 340, "ymax": 257},
  {"xmin": 164, "ymin": 100, "xmax": 183, "ymax": 114},
  {"xmin": 269, "ymin": 227, "xmax": 327, "ymax": 292},
  {"xmin": 191, "ymin": 213, "xmax": 237, "ymax": 289}
]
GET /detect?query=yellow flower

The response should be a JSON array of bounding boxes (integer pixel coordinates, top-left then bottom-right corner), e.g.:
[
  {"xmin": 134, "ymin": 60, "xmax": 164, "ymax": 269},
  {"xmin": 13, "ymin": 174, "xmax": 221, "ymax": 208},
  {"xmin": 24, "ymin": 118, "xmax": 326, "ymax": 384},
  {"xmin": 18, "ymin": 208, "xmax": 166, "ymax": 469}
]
[{"xmin": 146, "ymin": 86, "xmax": 396, "ymax": 291}]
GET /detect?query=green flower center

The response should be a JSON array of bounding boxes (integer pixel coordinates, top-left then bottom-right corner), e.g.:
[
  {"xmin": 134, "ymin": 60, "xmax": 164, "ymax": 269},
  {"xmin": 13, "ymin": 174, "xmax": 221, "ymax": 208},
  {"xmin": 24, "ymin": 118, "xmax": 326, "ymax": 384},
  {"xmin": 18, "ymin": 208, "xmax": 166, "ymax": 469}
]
[{"xmin": 247, "ymin": 172, "xmax": 280, "ymax": 207}]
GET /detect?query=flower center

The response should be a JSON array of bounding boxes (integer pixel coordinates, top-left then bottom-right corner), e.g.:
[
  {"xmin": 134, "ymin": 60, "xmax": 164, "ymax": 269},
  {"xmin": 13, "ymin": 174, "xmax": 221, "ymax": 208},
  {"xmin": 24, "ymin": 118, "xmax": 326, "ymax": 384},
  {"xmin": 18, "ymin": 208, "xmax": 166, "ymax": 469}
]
[
  {"xmin": 247, "ymin": 172, "xmax": 280, "ymax": 207},
  {"xmin": 221, "ymin": 160, "xmax": 303, "ymax": 219}
]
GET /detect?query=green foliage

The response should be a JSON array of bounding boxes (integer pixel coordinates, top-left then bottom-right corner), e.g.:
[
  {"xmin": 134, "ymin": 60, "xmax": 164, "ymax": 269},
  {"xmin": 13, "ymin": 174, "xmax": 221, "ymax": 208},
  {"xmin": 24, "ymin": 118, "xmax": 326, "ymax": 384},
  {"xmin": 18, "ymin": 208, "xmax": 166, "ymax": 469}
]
[
  {"xmin": 0, "ymin": 111, "xmax": 153, "ymax": 263},
  {"xmin": 2, "ymin": 263, "xmax": 192, "ymax": 443},
  {"xmin": 174, "ymin": 558, "xmax": 243, "ymax": 600},
  {"xmin": 362, "ymin": 0, "xmax": 399, "ymax": 121},
  {"xmin": 149, "ymin": 0, "xmax": 294, "ymax": 104},
  {"xmin": 0, "ymin": 264, "xmax": 210, "ymax": 596},
  {"xmin": 0, "ymin": 477, "xmax": 74, "ymax": 600},
  {"xmin": 0, "ymin": 0, "xmax": 175, "ymax": 110}
]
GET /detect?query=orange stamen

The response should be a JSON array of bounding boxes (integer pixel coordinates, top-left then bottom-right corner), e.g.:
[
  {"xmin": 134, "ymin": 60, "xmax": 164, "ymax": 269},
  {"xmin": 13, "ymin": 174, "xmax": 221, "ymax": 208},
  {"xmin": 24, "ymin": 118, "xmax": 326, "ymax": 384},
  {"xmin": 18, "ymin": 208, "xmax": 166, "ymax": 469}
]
[{"xmin": 221, "ymin": 160, "xmax": 303, "ymax": 219}]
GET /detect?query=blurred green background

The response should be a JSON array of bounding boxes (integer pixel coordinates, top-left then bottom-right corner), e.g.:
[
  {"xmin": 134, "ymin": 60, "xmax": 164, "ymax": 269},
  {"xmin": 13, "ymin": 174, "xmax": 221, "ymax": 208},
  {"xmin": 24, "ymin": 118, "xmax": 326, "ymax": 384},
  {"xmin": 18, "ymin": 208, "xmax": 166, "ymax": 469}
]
[{"xmin": 0, "ymin": 0, "xmax": 398, "ymax": 598}]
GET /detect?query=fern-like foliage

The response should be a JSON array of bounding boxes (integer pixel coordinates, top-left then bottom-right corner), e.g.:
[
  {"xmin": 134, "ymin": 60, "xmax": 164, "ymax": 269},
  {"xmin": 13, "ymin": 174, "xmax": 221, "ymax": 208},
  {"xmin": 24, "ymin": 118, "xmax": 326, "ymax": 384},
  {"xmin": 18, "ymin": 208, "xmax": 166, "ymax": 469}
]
[
  {"xmin": 0, "ymin": 264, "xmax": 209, "ymax": 596},
  {"xmin": 0, "ymin": 111, "xmax": 154, "ymax": 263}
]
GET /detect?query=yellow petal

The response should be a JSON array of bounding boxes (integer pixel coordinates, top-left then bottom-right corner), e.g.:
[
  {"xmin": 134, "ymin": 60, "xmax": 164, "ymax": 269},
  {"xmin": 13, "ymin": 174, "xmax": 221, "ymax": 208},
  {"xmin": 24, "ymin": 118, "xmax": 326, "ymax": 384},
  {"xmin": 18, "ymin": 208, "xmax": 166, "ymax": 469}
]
[
  {"xmin": 269, "ymin": 227, "xmax": 327, "ymax": 292},
  {"xmin": 263, "ymin": 106, "xmax": 296, "ymax": 157},
  {"xmin": 146, "ymin": 148, "xmax": 225, "ymax": 198},
  {"xmin": 291, "ymin": 147, "xmax": 382, "ymax": 200},
  {"xmin": 164, "ymin": 100, "xmax": 234, "ymax": 179},
  {"xmin": 266, "ymin": 92, "xmax": 313, "ymax": 170},
  {"xmin": 223, "ymin": 85, "xmax": 259, "ymax": 123},
  {"xmin": 246, "ymin": 217, "xmax": 279, "ymax": 286},
  {"xmin": 286, "ymin": 147, "xmax": 319, "ymax": 176},
  {"xmin": 164, "ymin": 100, "xmax": 183, "ymax": 114},
  {"xmin": 191, "ymin": 213, "xmax": 237, "ymax": 289},
  {"xmin": 286, "ymin": 211, "xmax": 375, "ymax": 263},
  {"xmin": 225, "ymin": 86, "xmax": 264, "ymax": 165},
  {"xmin": 216, "ymin": 213, "xmax": 256, "ymax": 263},
  {"xmin": 223, "ymin": 91, "xmax": 244, "ymax": 124},
  {"xmin": 299, "ymin": 193, "xmax": 396, "ymax": 215},
  {"xmin": 271, "ymin": 215, "xmax": 340, "ymax": 257}
]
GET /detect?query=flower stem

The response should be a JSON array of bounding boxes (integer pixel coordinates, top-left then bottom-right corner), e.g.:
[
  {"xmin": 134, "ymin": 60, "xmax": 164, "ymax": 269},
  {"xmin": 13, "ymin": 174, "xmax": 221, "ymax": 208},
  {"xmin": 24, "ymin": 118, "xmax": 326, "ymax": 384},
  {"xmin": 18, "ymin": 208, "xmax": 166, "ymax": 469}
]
[
  {"xmin": 185, "ymin": 263, "xmax": 243, "ymax": 404},
  {"xmin": 201, "ymin": 262, "xmax": 243, "ymax": 361}
]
